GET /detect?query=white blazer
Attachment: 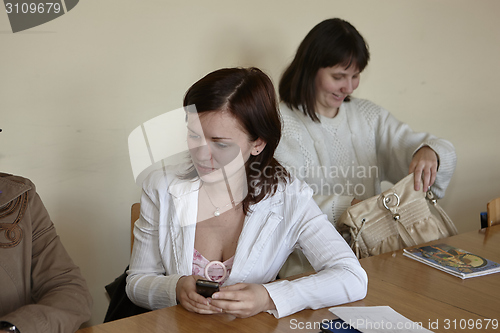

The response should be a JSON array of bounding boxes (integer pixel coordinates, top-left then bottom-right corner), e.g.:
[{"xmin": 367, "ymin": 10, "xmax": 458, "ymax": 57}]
[{"xmin": 126, "ymin": 169, "xmax": 367, "ymax": 318}]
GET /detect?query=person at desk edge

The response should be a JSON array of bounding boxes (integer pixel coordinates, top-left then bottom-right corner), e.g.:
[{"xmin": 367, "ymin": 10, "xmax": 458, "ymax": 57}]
[
  {"xmin": 0, "ymin": 173, "xmax": 92, "ymax": 333},
  {"xmin": 126, "ymin": 67, "xmax": 367, "ymax": 319}
]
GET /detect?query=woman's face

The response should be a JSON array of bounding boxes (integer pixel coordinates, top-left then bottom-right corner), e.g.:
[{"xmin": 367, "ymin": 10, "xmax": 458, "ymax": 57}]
[
  {"xmin": 186, "ymin": 110, "xmax": 264, "ymax": 183},
  {"xmin": 314, "ymin": 65, "xmax": 361, "ymax": 117}
]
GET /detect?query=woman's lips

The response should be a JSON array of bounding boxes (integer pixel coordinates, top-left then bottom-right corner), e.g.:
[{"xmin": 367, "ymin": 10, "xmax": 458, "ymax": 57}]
[
  {"xmin": 195, "ymin": 163, "xmax": 217, "ymax": 175},
  {"xmin": 332, "ymin": 93, "xmax": 345, "ymax": 101}
]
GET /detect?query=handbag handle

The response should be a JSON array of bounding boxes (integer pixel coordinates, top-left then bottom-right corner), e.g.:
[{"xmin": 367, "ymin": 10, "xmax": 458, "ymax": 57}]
[
  {"xmin": 350, "ymin": 218, "xmax": 368, "ymax": 258},
  {"xmin": 426, "ymin": 190, "xmax": 458, "ymax": 235}
]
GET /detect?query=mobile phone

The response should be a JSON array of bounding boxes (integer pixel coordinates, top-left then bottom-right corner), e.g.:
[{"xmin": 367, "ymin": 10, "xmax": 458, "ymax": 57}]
[
  {"xmin": 321, "ymin": 319, "xmax": 361, "ymax": 333},
  {"xmin": 195, "ymin": 279, "xmax": 220, "ymax": 298}
]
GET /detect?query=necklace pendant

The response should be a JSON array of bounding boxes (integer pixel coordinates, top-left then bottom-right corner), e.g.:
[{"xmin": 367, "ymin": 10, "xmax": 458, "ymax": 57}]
[{"xmin": 214, "ymin": 209, "xmax": 220, "ymax": 217}]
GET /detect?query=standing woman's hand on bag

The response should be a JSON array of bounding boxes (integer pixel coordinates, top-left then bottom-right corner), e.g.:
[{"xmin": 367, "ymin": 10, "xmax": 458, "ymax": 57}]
[{"xmin": 409, "ymin": 146, "xmax": 439, "ymax": 192}]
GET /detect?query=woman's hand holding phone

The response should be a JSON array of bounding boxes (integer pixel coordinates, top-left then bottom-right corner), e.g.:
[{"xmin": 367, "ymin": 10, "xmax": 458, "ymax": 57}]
[
  {"xmin": 209, "ymin": 283, "xmax": 276, "ymax": 318},
  {"xmin": 175, "ymin": 275, "xmax": 222, "ymax": 314}
]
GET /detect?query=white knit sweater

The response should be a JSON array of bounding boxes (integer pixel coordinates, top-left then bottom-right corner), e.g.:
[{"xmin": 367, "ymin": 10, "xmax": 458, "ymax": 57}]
[
  {"xmin": 275, "ymin": 98, "xmax": 457, "ymax": 277},
  {"xmin": 275, "ymin": 98, "xmax": 457, "ymax": 227}
]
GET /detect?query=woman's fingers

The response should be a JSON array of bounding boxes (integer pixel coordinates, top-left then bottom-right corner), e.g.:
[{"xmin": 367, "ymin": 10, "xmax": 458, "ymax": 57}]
[
  {"xmin": 176, "ymin": 275, "xmax": 222, "ymax": 314},
  {"xmin": 210, "ymin": 283, "xmax": 275, "ymax": 318},
  {"xmin": 409, "ymin": 146, "xmax": 438, "ymax": 192}
]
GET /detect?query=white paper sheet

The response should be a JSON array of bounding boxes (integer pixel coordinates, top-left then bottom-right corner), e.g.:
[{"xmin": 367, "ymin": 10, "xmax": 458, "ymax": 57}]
[{"xmin": 329, "ymin": 306, "xmax": 433, "ymax": 333}]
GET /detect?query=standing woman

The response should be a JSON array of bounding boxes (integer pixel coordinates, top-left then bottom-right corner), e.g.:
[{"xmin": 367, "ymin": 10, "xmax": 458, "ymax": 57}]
[
  {"xmin": 276, "ymin": 19, "xmax": 456, "ymax": 276},
  {"xmin": 126, "ymin": 67, "xmax": 367, "ymax": 319}
]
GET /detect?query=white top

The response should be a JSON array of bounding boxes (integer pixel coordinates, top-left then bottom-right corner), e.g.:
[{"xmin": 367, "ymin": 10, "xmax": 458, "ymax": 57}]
[
  {"xmin": 125, "ymin": 168, "xmax": 367, "ymax": 318},
  {"xmin": 275, "ymin": 98, "xmax": 457, "ymax": 226}
]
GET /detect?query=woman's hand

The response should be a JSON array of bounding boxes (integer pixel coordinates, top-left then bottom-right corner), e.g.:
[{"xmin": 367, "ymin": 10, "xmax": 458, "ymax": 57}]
[
  {"xmin": 176, "ymin": 275, "xmax": 222, "ymax": 314},
  {"xmin": 209, "ymin": 283, "xmax": 276, "ymax": 318},
  {"xmin": 409, "ymin": 146, "xmax": 439, "ymax": 192}
]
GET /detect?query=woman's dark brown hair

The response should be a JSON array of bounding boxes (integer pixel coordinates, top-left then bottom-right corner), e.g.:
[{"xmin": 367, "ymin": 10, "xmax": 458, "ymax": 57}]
[
  {"xmin": 279, "ymin": 18, "xmax": 370, "ymax": 122},
  {"xmin": 183, "ymin": 67, "xmax": 289, "ymax": 214}
]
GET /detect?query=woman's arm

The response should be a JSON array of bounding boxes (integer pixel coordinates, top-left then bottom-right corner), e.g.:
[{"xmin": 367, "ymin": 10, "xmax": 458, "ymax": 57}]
[
  {"xmin": 262, "ymin": 196, "xmax": 367, "ymax": 318},
  {"xmin": 374, "ymin": 105, "xmax": 457, "ymax": 198},
  {"xmin": 125, "ymin": 178, "xmax": 182, "ymax": 310}
]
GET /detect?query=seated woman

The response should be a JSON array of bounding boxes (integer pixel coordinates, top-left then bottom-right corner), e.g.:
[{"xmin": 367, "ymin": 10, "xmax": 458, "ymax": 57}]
[{"xmin": 126, "ymin": 67, "xmax": 367, "ymax": 318}]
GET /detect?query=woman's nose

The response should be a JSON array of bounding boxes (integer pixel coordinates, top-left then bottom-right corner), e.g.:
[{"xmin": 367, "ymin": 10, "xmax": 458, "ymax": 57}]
[
  {"xmin": 193, "ymin": 143, "xmax": 212, "ymax": 161},
  {"xmin": 341, "ymin": 79, "xmax": 354, "ymax": 94}
]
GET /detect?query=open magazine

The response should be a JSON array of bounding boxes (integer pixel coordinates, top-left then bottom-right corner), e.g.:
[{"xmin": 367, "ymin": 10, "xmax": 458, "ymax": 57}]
[{"xmin": 403, "ymin": 243, "xmax": 500, "ymax": 279}]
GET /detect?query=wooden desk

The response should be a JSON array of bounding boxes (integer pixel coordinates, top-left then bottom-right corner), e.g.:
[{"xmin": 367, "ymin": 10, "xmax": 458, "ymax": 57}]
[
  {"xmin": 79, "ymin": 226, "xmax": 500, "ymax": 333},
  {"xmin": 361, "ymin": 226, "xmax": 500, "ymax": 321}
]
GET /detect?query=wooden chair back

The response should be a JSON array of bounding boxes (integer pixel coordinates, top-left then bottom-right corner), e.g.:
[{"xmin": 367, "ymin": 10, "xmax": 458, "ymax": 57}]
[
  {"xmin": 131, "ymin": 203, "xmax": 140, "ymax": 253},
  {"xmin": 487, "ymin": 197, "xmax": 500, "ymax": 227}
]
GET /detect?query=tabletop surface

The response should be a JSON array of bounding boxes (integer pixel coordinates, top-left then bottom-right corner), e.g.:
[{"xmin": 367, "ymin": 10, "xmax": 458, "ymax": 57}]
[{"xmin": 78, "ymin": 225, "xmax": 500, "ymax": 333}]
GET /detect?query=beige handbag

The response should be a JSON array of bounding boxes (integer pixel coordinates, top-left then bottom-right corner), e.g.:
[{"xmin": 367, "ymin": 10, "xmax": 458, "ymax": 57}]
[{"xmin": 337, "ymin": 173, "xmax": 458, "ymax": 259}]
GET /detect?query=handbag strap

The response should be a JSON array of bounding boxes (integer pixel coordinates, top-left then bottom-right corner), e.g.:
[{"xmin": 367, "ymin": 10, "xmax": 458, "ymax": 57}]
[
  {"xmin": 383, "ymin": 189, "xmax": 458, "ymax": 249},
  {"xmin": 426, "ymin": 190, "xmax": 458, "ymax": 235},
  {"xmin": 350, "ymin": 219, "xmax": 368, "ymax": 258},
  {"xmin": 397, "ymin": 191, "xmax": 458, "ymax": 246},
  {"xmin": 396, "ymin": 221, "xmax": 417, "ymax": 247}
]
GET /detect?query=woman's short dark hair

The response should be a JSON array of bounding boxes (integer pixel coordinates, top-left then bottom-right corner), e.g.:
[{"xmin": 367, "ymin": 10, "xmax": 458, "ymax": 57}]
[
  {"xmin": 183, "ymin": 67, "xmax": 290, "ymax": 214},
  {"xmin": 279, "ymin": 18, "xmax": 370, "ymax": 122}
]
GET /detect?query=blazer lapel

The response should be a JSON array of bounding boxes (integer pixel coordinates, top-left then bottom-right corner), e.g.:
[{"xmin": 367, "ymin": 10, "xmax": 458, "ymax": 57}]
[
  {"xmin": 225, "ymin": 196, "xmax": 284, "ymax": 285},
  {"xmin": 167, "ymin": 178, "xmax": 200, "ymax": 275}
]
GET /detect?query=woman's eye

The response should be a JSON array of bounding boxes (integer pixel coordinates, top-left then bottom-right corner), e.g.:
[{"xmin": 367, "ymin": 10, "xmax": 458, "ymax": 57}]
[
  {"xmin": 215, "ymin": 142, "xmax": 228, "ymax": 149},
  {"xmin": 332, "ymin": 76, "xmax": 342, "ymax": 80}
]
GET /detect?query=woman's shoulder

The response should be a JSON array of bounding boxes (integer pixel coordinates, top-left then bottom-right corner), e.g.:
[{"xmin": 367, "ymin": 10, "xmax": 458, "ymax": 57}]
[
  {"xmin": 344, "ymin": 97, "xmax": 390, "ymax": 127},
  {"xmin": 253, "ymin": 177, "xmax": 319, "ymax": 228},
  {"xmin": 270, "ymin": 176, "xmax": 314, "ymax": 206},
  {"xmin": 278, "ymin": 102, "xmax": 318, "ymax": 140},
  {"xmin": 345, "ymin": 97, "xmax": 385, "ymax": 114},
  {"xmin": 0, "ymin": 173, "xmax": 34, "ymax": 188},
  {"xmin": 0, "ymin": 173, "xmax": 35, "ymax": 205},
  {"xmin": 278, "ymin": 102, "xmax": 308, "ymax": 123}
]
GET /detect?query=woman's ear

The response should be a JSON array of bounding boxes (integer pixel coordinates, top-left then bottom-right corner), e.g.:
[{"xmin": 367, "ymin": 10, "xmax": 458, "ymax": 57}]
[{"xmin": 251, "ymin": 138, "xmax": 267, "ymax": 156}]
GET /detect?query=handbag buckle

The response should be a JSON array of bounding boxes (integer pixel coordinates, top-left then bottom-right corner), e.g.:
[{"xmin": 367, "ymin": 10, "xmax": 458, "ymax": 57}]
[
  {"xmin": 383, "ymin": 193, "xmax": 401, "ymax": 220},
  {"xmin": 383, "ymin": 193, "xmax": 400, "ymax": 210},
  {"xmin": 426, "ymin": 189, "xmax": 437, "ymax": 205}
]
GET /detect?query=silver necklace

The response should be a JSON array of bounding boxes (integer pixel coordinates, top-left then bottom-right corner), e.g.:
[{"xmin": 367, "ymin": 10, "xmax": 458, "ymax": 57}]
[{"xmin": 203, "ymin": 185, "xmax": 234, "ymax": 217}]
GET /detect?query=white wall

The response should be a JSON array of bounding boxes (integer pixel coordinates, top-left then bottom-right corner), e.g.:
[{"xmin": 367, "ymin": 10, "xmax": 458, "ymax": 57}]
[{"xmin": 1, "ymin": 0, "xmax": 499, "ymax": 326}]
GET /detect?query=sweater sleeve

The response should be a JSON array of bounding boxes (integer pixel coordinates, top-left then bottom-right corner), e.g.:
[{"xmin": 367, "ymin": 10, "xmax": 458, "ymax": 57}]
[
  {"xmin": 0, "ymin": 192, "xmax": 92, "ymax": 333},
  {"xmin": 313, "ymin": 194, "xmax": 354, "ymax": 227},
  {"xmin": 370, "ymin": 102, "xmax": 457, "ymax": 198},
  {"xmin": 126, "ymin": 175, "xmax": 182, "ymax": 310},
  {"xmin": 264, "ymin": 191, "xmax": 367, "ymax": 318}
]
